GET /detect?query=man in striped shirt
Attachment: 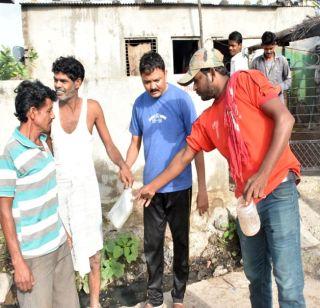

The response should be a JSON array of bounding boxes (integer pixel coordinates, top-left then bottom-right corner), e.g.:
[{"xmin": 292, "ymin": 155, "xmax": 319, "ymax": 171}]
[{"xmin": 0, "ymin": 80, "xmax": 79, "ymax": 308}]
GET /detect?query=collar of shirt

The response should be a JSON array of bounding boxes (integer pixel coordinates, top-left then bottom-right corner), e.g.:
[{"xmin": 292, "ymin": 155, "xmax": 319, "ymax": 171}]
[
  {"xmin": 13, "ymin": 127, "xmax": 47, "ymax": 149},
  {"xmin": 263, "ymin": 52, "xmax": 282, "ymax": 61}
]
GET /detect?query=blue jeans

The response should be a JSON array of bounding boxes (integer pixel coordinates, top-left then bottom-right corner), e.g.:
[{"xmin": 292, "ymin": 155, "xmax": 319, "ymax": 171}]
[{"xmin": 237, "ymin": 178, "xmax": 305, "ymax": 308}]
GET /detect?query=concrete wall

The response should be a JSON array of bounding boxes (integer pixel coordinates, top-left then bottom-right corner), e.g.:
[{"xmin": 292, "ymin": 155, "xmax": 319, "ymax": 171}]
[
  {"xmin": 22, "ymin": 6, "xmax": 314, "ymax": 82},
  {"xmin": 0, "ymin": 81, "xmax": 20, "ymax": 150}
]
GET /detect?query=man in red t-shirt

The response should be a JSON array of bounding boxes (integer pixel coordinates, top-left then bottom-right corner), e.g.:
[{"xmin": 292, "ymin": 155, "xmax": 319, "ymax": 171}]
[{"xmin": 137, "ymin": 48, "xmax": 305, "ymax": 308}]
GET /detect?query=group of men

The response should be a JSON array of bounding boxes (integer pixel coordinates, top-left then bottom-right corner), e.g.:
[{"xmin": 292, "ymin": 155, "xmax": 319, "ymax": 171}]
[
  {"xmin": 0, "ymin": 57, "xmax": 133, "ymax": 308},
  {"xmin": 226, "ymin": 30, "xmax": 291, "ymax": 103},
  {"xmin": 0, "ymin": 29, "xmax": 305, "ymax": 308}
]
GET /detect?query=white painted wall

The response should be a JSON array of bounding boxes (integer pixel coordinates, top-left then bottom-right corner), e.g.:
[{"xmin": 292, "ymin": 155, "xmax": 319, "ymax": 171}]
[
  {"xmin": 1, "ymin": 5, "xmax": 312, "ymax": 199},
  {"xmin": 0, "ymin": 4, "xmax": 24, "ymax": 50},
  {"xmin": 22, "ymin": 6, "xmax": 315, "ymax": 83}
]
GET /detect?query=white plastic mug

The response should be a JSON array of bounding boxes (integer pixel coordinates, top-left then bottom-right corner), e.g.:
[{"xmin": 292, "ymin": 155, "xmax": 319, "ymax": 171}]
[{"xmin": 236, "ymin": 197, "xmax": 261, "ymax": 236}]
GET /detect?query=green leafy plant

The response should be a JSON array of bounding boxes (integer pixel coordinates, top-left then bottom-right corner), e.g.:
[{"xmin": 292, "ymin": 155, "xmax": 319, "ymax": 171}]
[
  {"xmin": 220, "ymin": 220, "xmax": 241, "ymax": 262},
  {"xmin": 77, "ymin": 233, "xmax": 140, "ymax": 293},
  {"xmin": 76, "ymin": 272, "xmax": 89, "ymax": 294},
  {"xmin": 222, "ymin": 221, "xmax": 237, "ymax": 241},
  {"xmin": 100, "ymin": 233, "xmax": 139, "ymax": 288},
  {"xmin": 0, "ymin": 46, "xmax": 28, "ymax": 80},
  {"xmin": 0, "ymin": 46, "xmax": 38, "ymax": 80},
  {"xmin": 27, "ymin": 48, "xmax": 38, "ymax": 62}
]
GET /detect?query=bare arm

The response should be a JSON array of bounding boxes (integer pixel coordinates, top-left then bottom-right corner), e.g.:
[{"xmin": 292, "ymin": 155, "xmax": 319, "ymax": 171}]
[
  {"xmin": 93, "ymin": 101, "xmax": 133, "ymax": 187},
  {"xmin": 137, "ymin": 145, "xmax": 197, "ymax": 206},
  {"xmin": 243, "ymin": 97, "xmax": 295, "ymax": 203},
  {"xmin": 0, "ymin": 197, "xmax": 34, "ymax": 292},
  {"xmin": 194, "ymin": 151, "xmax": 208, "ymax": 215},
  {"xmin": 125, "ymin": 135, "xmax": 142, "ymax": 168}
]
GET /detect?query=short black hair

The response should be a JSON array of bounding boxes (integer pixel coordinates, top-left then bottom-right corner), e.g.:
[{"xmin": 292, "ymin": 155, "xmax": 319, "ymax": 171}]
[
  {"xmin": 139, "ymin": 51, "xmax": 165, "ymax": 75},
  {"xmin": 14, "ymin": 80, "xmax": 56, "ymax": 123},
  {"xmin": 261, "ymin": 31, "xmax": 277, "ymax": 45},
  {"xmin": 52, "ymin": 56, "xmax": 85, "ymax": 81},
  {"xmin": 200, "ymin": 66, "xmax": 228, "ymax": 77},
  {"xmin": 228, "ymin": 31, "xmax": 243, "ymax": 44}
]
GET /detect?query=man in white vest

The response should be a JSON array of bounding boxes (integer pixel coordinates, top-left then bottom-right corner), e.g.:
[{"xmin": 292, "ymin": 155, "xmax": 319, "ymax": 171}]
[{"xmin": 50, "ymin": 56, "xmax": 133, "ymax": 308}]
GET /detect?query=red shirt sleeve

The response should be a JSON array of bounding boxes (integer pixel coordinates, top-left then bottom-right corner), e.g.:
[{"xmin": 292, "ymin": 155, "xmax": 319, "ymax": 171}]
[
  {"xmin": 237, "ymin": 70, "xmax": 279, "ymax": 108},
  {"xmin": 186, "ymin": 113, "xmax": 216, "ymax": 153}
]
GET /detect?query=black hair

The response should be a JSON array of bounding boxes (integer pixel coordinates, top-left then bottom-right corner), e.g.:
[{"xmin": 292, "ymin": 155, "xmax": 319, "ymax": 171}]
[
  {"xmin": 261, "ymin": 31, "xmax": 277, "ymax": 45},
  {"xmin": 52, "ymin": 56, "xmax": 85, "ymax": 81},
  {"xmin": 139, "ymin": 51, "xmax": 165, "ymax": 74},
  {"xmin": 200, "ymin": 66, "xmax": 228, "ymax": 77},
  {"xmin": 228, "ymin": 31, "xmax": 243, "ymax": 44},
  {"xmin": 14, "ymin": 80, "xmax": 56, "ymax": 123}
]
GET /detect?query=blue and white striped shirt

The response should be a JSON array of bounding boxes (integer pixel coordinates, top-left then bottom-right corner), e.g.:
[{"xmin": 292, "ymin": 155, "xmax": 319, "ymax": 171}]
[{"xmin": 0, "ymin": 128, "xmax": 66, "ymax": 258}]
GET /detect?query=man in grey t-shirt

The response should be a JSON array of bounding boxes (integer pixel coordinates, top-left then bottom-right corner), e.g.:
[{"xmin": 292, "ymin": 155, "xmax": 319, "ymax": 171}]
[{"xmin": 251, "ymin": 31, "xmax": 291, "ymax": 103}]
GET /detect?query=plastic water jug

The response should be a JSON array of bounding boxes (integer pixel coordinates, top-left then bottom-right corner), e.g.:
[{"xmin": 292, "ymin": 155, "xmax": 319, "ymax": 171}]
[{"xmin": 236, "ymin": 197, "xmax": 261, "ymax": 236}]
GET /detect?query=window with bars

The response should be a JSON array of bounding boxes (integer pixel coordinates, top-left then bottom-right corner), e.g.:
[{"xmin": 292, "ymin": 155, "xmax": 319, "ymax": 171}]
[{"xmin": 125, "ymin": 38, "xmax": 157, "ymax": 76}]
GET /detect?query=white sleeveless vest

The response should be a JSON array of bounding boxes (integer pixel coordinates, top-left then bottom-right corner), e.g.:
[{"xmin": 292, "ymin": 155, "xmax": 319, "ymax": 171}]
[{"xmin": 51, "ymin": 99, "xmax": 103, "ymax": 276}]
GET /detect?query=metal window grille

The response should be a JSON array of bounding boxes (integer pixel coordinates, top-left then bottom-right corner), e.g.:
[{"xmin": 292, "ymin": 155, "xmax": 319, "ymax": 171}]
[
  {"xmin": 290, "ymin": 140, "xmax": 320, "ymax": 172},
  {"xmin": 125, "ymin": 38, "xmax": 157, "ymax": 76},
  {"xmin": 287, "ymin": 64, "xmax": 320, "ymax": 172}
]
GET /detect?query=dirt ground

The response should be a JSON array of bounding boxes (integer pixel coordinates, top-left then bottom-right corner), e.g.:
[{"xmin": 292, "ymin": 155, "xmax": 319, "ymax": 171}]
[
  {"xmin": 124, "ymin": 175, "xmax": 320, "ymax": 308},
  {"xmin": 124, "ymin": 271, "xmax": 320, "ymax": 308}
]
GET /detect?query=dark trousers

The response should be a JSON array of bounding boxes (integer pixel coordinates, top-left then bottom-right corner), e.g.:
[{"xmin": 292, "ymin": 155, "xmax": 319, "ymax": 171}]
[{"xmin": 144, "ymin": 187, "xmax": 192, "ymax": 306}]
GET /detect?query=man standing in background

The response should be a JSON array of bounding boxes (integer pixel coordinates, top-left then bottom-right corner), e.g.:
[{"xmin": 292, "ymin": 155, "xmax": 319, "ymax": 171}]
[
  {"xmin": 251, "ymin": 31, "xmax": 291, "ymax": 103},
  {"xmin": 228, "ymin": 31, "xmax": 249, "ymax": 75}
]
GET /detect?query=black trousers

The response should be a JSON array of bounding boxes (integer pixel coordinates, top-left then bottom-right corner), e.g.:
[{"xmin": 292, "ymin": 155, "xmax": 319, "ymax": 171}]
[{"xmin": 144, "ymin": 187, "xmax": 192, "ymax": 306}]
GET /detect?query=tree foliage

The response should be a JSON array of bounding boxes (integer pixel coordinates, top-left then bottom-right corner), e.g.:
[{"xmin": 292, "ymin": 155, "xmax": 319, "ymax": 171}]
[{"xmin": 0, "ymin": 46, "xmax": 38, "ymax": 80}]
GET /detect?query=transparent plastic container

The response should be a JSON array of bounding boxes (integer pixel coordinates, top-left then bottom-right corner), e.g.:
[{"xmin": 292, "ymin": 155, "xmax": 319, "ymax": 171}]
[
  {"xmin": 107, "ymin": 188, "xmax": 133, "ymax": 229},
  {"xmin": 236, "ymin": 197, "xmax": 261, "ymax": 236}
]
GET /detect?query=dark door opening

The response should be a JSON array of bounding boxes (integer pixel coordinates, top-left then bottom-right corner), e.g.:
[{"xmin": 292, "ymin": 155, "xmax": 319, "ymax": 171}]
[
  {"xmin": 172, "ymin": 39, "xmax": 199, "ymax": 74},
  {"xmin": 213, "ymin": 39, "xmax": 230, "ymax": 73}
]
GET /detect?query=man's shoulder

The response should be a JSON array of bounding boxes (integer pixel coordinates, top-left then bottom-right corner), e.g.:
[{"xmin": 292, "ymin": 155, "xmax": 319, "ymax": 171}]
[
  {"xmin": 251, "ymin": 54, "xmax": 263, "ymax": 64},
  {"xmin": 197, "ymin": 102, "xmax": 217, "ymax": 121},
  {"xmin": 276, "ymin": 53, "xmax": 286, "ymax": 60},
  {"xmin": 276, "ymin": 54, "xmax": 289, "ymax": 64},
  {"xmin": 86, "ymin": 98, "xmax": 103, "ymax": 117},
  {"xmin": 136, "ymin": 91, "xmax": 147, "ymax": 101},
  {"xmin": 168, "ymin": 82, "xmax": 188, "ymax": 94},
  {"xmin": 234, "ymin": 70, "xmax": 269, "ymax": 94},
  {"xmin": 233, "ymin": 52, "xmax": 245, "ymax": 60},
  {"xmin": 133, "ymin": 91, "xmax": 151, "ymax": 108},
  {"xmin": 2, "ymin": 136, "xmax": 19, "ymax": 156},
  {"xmin": 87, "ymin": 98, "xmax": 100, "ymax": 108},
  {"xmin": 238, "ymin": 69, "xmax": 265, "ymax": 80},
  {"xmin": 0, "ymin": 138, "xmax": 17, "ymax": 168},
  {"xmin": 166, "ymin": 83, "xmax": 193, "ymax": 104}
]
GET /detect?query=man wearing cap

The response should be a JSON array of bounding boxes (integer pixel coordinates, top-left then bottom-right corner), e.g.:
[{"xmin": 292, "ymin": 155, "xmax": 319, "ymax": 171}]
[
  {"xmin": 137, "ymin": 48, "xmax": 305, "ymax": 308},
  {"xmin": 123, "ymin": 51, "xmax": 208, "ymax": 308}
]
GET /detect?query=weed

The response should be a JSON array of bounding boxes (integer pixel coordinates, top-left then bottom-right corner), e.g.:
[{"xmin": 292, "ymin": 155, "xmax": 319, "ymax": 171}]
[{"xmin": 76, "ymin": 232, "xmax": 140, "ymax": 293}]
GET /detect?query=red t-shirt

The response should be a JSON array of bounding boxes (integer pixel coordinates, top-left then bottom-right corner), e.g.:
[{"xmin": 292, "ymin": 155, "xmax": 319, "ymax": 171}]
[{"xmin": 187, "ymin": 70, "xmax": 300, "ymax": 198}]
